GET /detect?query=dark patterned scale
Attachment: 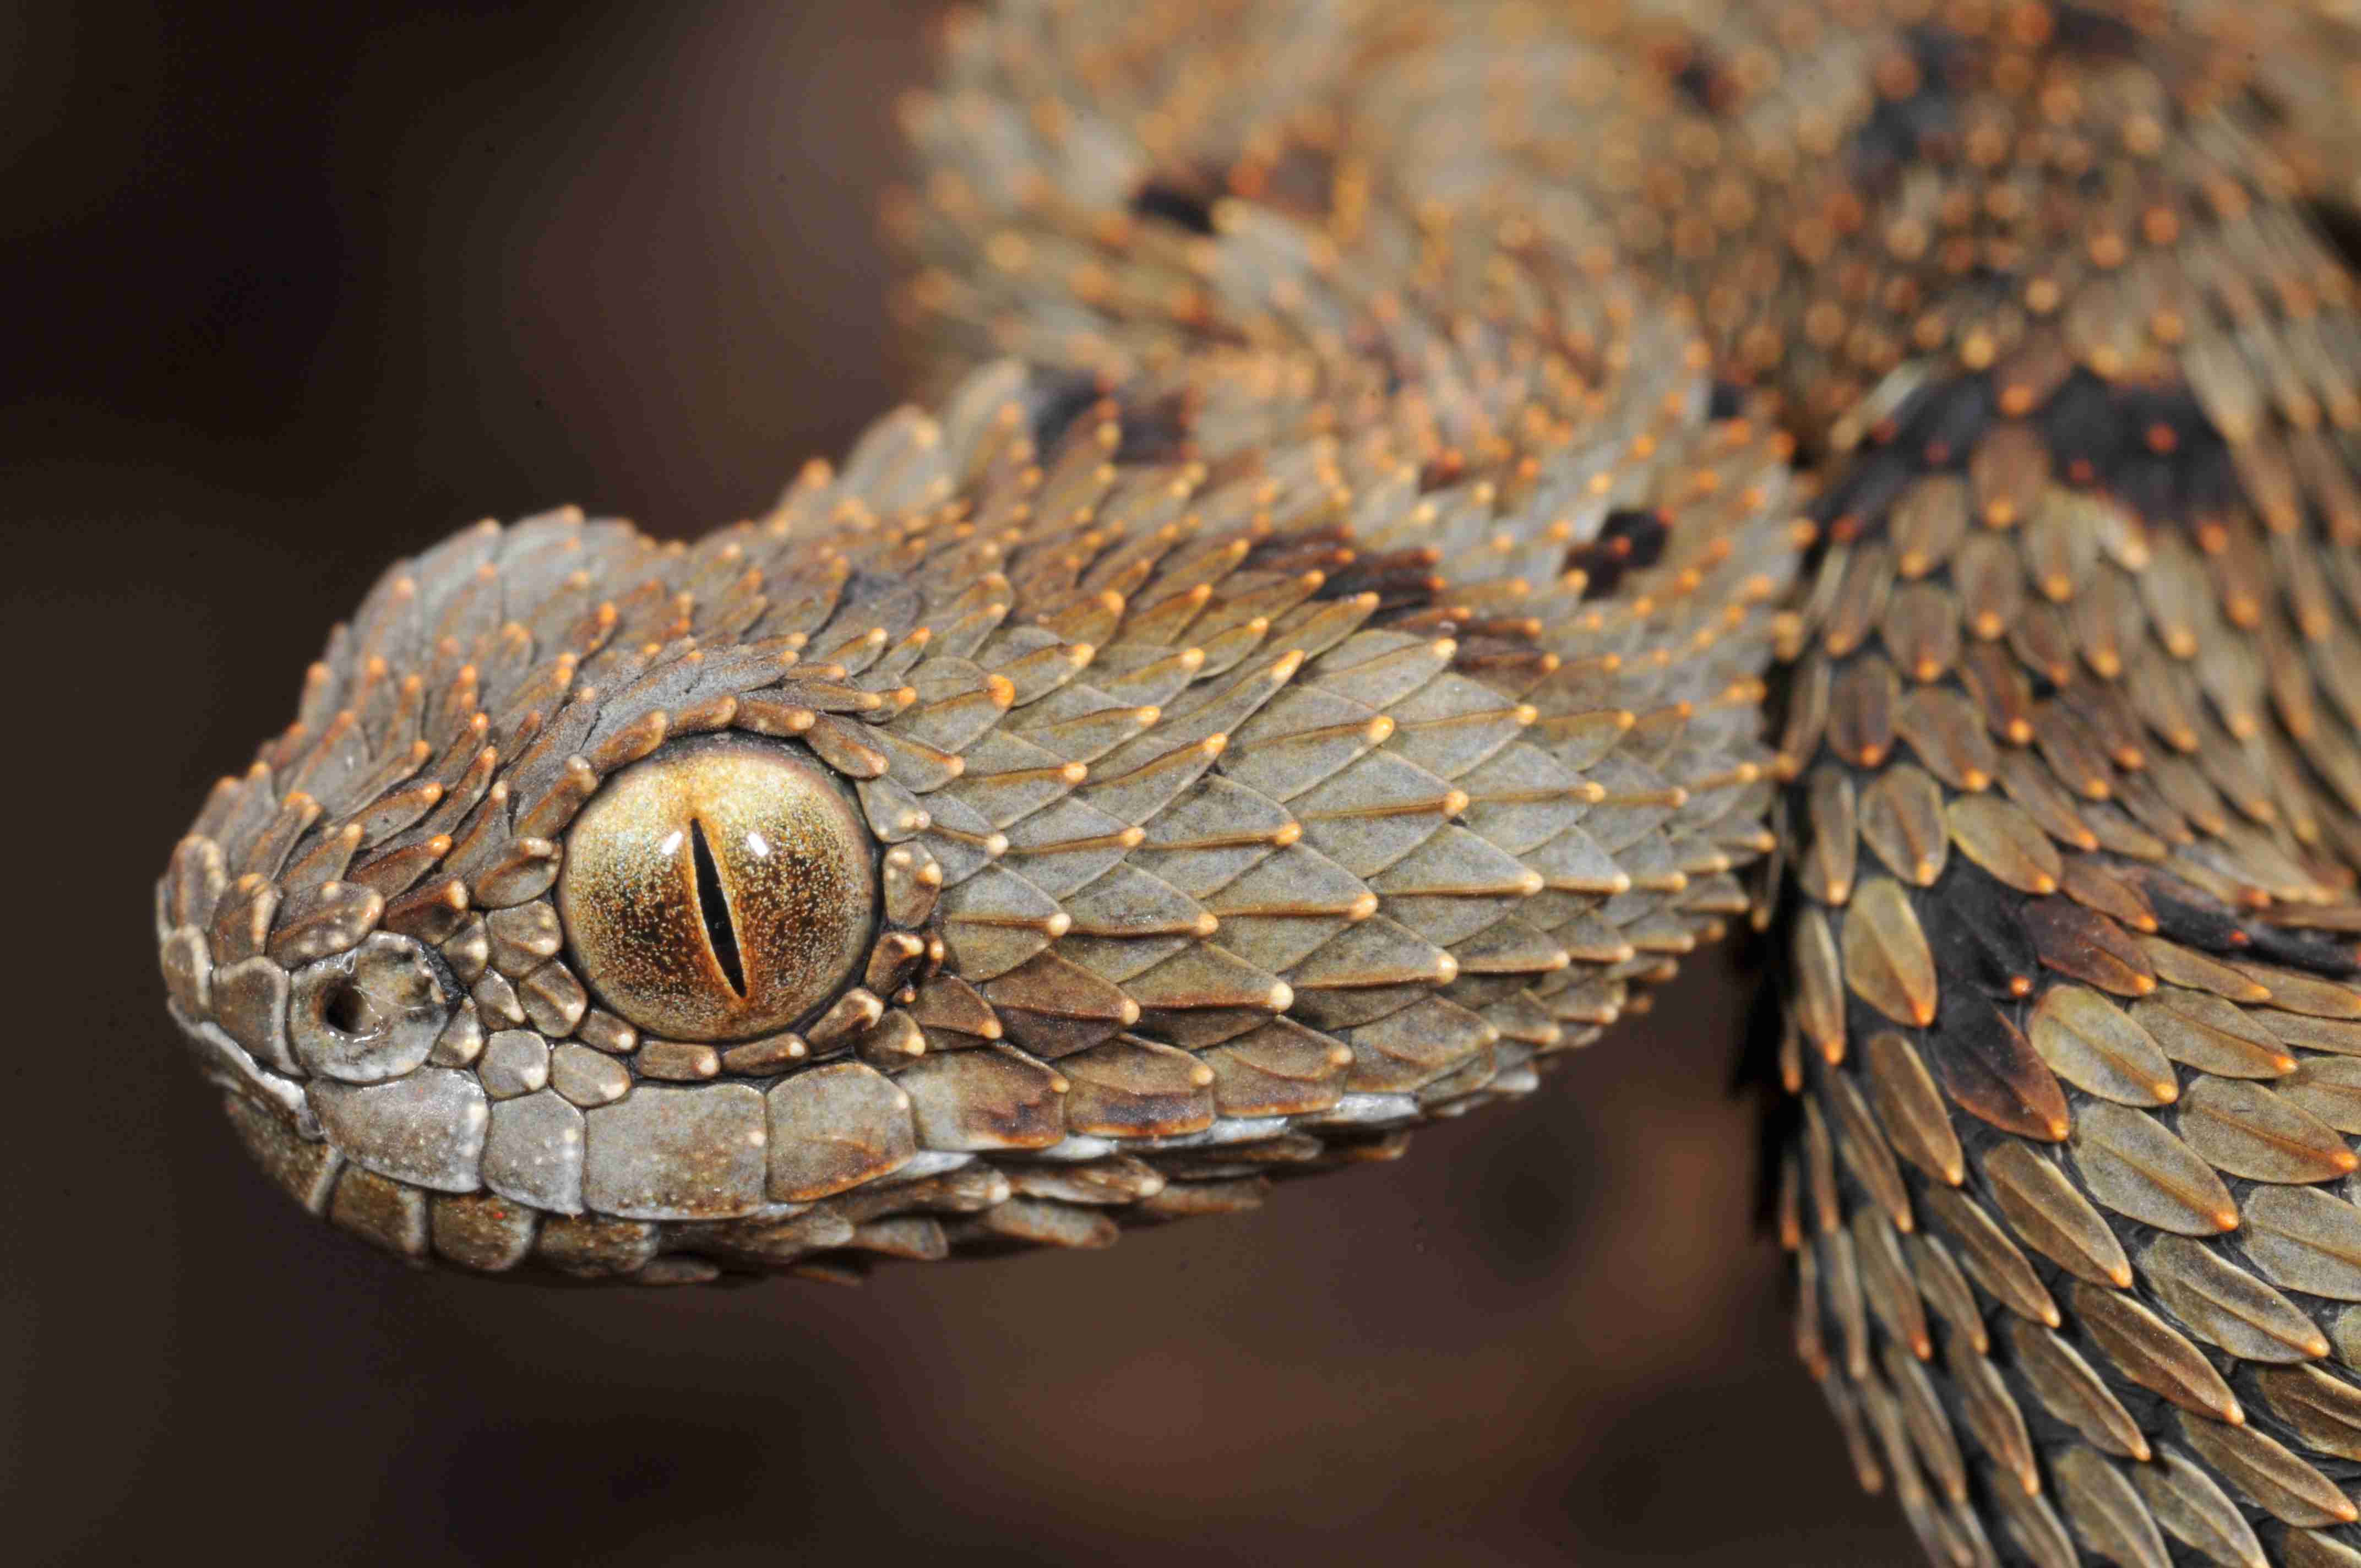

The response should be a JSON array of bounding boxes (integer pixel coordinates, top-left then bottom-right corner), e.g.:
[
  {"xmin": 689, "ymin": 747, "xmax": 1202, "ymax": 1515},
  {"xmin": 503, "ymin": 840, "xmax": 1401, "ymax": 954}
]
[{"xmin": 151, "ymin": 1, "xmax": 2361, "ymax": 1560}]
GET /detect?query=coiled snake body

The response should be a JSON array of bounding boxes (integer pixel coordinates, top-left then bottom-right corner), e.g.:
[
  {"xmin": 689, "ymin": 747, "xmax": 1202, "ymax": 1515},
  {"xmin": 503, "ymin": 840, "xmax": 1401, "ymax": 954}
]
[{"xmin": 151, "ymin": 3, "xmax": 2361, "ymax": 1562}]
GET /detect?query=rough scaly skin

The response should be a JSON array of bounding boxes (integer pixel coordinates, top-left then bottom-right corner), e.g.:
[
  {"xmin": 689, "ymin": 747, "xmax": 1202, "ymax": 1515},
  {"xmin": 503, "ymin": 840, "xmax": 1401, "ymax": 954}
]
[{"xmin": 155, "ymin": 2, "xmax": 2361, "ymax": 1562}]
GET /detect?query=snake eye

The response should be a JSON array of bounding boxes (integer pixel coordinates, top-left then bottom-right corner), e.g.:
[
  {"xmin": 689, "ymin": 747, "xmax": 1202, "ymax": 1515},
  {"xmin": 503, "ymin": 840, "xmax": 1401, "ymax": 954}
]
[{"xmin": 556, "ymin": 737, "xmax": 878, "ymax": 1042}]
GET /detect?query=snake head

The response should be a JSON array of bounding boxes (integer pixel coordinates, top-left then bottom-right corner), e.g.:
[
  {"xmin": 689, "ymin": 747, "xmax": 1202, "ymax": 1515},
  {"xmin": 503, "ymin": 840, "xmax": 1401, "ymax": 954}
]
[
  {"xmin": 156, "ymin": 689, "xmax": 916, "ymax": 1250},
  {"xmin": 150, "ymin": 502, "xmax": 1006, "ymax": 1276}
]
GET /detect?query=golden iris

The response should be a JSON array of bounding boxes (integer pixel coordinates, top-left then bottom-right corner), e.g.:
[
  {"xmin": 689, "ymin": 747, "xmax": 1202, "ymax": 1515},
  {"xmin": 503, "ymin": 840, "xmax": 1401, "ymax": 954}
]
[{"xmin": 557, "ymin": 737, "xmax": 878, "ymax": 1041}]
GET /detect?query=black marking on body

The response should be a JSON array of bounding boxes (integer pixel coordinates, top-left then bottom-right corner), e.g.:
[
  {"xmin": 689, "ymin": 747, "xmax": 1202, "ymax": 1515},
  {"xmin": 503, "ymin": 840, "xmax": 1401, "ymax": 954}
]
[
  {"xmin": 1922, "ymin": 861, "xmax": 2040, "ymax": 998},
  {"xmin": 1318, "ymin": 545, "xmax": 1447, "ymax": 613},
  {"xmin": 2305, "ymin": 200, "xmax": 2361, "ymax": 275},
  {"xmin": 2134, "ymin": 867, "xmax": 2361, "ymax": 977},
  {"xmin": 1818, "ymin": 367, "xmax": 2240, "ymax": 557},
  {"xmin": 1669, "ymin": 42, "xmax": 1731, "ymax": 116},
  {"xmin": 1130, "ymin": 177, "xmax": 1216, "ymax": 236},
  {"xmin": 1025, "ymin": 371, "xmax": 1198, "ymax": 465},
  {"xmin": 1567, "ymin": 508, "xmax": 1671, "ymax": 599},
  {"xmin": 1025, "ymin": 370, "xmax": 1106, "ymax": 456},
  {"xmin": 2050, "ymin": 4, "xmax": 2142, "ymax": 60},
  {"xmin": 1847, "ymin": 26, "xmax": 1970, "ymax": 186}
]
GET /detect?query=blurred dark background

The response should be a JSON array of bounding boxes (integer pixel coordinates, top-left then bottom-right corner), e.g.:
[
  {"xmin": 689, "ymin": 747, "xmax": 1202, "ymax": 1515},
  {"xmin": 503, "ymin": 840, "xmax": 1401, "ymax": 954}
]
[{"xmin": 2, "ymin": 3, "xmax": 1912, "ymax": 1562}]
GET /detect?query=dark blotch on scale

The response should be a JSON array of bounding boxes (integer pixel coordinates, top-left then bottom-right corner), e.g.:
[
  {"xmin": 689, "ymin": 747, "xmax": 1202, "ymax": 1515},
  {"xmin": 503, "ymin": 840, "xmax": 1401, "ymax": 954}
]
[
  {"xmin": 1808, "ymin": 376, "xmax": 1992, "ymax": 551},
  {"xmin": 2240, "ymin": 921, "xmax": 2361, "ymax": 977},
  {"xmin": 1109, "ymin": 389, "xmax": 1197, "ymax": 464},
  {"xmin": 1918, "ymin": 858, "xmax": 2039, "ymax": 999},
  {"xmin": 1568, "ymin": 509, "xmax": 1671, "ymax": 600},
  {"xmin": 2033, "ymin": 368, "xmax": 2117, "ymax": 482},
  {"xmin": 1891, "ymin": 374, "xmax": 1993, "ymax": 469},
  {"xmin": 2034, "ymin": 370, "xmax": 2236, "ymax": 524},
  {"xmin": 1129, "ymin": 177, "xmax": 1216, "ymax": 236},
  {"xmin": 2305, "ymin": 200, "xmax": 2361, "ymax": 274},
  {"xmin": 2050, "ymin": 3, "xmax": 2143, "ymax": 59},
  {"xmin": 1918, "ymin": 981, "xmax": 2066, "ymax": 1142},
  {"xmin": 1823, "ymin": 366, "xmax": 2242, "ymax": 558},
  {"xmin": 1025, "ymin": 371, "xmax": 1198, "ymax": 465},
  {"xmin": 1318, "ymin": 545, "xmax": 1446, "ymax": 612},
  {"xmin": 2132, "ymin": 872, "xmax": 2253, "ymax": 952},
  {"xmin": 1667, "ymin": 40, "xmax": 1732, "ymax": 116},
  {"xmin": 2154, "ymin": 864, "xmax": 2361, "ymax": 976},
  {"xmin": 1025, "ymin": 371, "xmax": 1105, "ymax": 456},
  {"xmin": 1813, "ymin": 445, "xmax": 1920, "ymax": 549},
  {"xmin": 1846, "ymin": 26, "xmax": 1968, "ymax": 185}
]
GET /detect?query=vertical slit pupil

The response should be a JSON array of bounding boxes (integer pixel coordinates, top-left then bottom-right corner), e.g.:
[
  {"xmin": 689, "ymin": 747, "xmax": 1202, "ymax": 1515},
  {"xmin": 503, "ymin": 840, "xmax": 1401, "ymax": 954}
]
[{"xmin": 689, "ymin": 819, "xmax": 747, "ymax": 999}]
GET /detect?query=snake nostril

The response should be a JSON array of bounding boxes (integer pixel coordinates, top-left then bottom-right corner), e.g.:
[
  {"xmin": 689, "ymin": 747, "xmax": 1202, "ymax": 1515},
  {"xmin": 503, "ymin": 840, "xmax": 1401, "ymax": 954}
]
[
  {"xmin": 320, "ymin": 979, "xmax": 382, "ymax": 1038},
  {"xmin": 287, "ymin": 933, "xmax": 453, "ymax": 1082}
]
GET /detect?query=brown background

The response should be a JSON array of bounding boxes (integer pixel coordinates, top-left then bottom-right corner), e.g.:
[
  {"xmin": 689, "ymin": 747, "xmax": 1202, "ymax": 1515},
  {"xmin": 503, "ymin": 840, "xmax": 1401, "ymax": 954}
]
[{"xmin": 3, "ymin": 3, "xmax": 1914, "ymax": 1562}]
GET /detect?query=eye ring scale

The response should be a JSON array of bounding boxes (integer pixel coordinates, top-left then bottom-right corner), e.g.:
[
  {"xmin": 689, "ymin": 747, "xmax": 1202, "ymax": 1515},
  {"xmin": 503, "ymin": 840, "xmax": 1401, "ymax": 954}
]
[{"xmin": 554, "ymin": 736, "xmax": 879, "ymax": 1043}]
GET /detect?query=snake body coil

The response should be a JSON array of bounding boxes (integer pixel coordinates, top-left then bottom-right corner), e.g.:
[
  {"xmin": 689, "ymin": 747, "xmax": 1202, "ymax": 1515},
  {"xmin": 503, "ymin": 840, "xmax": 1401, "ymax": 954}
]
[{"xmin": 153, "ymin": 3, "xmax": 2361, "ymax": 1562}]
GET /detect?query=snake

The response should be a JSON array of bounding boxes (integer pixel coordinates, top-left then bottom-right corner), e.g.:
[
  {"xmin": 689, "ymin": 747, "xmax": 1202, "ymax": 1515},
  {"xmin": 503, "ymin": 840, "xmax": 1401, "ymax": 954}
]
[{"xmin": 149, "ymin": 2, "xmax": 2361, "ymax": 1562}]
